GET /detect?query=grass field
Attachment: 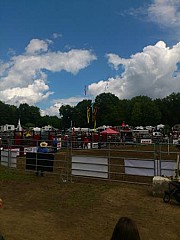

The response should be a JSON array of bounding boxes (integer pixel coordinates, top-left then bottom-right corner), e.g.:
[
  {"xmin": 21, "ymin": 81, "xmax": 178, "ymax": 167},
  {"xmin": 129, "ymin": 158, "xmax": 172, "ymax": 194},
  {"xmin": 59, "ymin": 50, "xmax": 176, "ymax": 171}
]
[{"xmin": 0, "ymin": 169, "xmax": 179, "ymax": 240}]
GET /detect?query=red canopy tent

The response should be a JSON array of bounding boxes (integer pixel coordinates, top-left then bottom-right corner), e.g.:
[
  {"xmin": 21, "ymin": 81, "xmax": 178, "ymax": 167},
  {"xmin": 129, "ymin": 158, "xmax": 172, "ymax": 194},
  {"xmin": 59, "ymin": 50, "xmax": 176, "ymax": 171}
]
[
  {"xmin": 100, "ymin": 128, "xmax": 120, "ymax": 142},
  {"xmin": 100, "ymin": 128, "xmax": 119, "ymax": 134}
]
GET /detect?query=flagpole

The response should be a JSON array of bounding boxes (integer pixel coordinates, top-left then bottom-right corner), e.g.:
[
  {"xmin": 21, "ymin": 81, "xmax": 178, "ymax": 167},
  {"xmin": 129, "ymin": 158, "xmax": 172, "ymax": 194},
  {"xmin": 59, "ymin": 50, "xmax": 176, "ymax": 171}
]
[{"xmin": 84, "ymin": 85, "xmax": 87, "ymax": 99}]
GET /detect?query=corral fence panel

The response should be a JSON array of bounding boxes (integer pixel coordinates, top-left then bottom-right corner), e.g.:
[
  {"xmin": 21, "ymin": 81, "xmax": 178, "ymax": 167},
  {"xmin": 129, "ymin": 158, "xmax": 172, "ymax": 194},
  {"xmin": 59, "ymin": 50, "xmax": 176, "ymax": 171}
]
[
  {"xmin": 70, "ymin": 141, "xmax": 179, "ymax": 184},
  {"xmin": 0, "ymin": 139, "xmax": 179, "ymax": 185}
]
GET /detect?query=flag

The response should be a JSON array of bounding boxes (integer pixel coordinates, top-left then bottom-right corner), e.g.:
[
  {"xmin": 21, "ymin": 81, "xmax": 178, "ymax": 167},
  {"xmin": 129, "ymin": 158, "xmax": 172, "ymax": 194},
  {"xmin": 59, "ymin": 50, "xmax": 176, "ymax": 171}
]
[
  {"xmin": 94, "ymin": 119, "xmax": 97, "ymax": 130},
  {"xmin": 92, "ymin": 106, "xmax": 97, "ymax": 119},
  {"xmin": 87, "ymin": 107, "xmax": 91, "ymax": 124},
  {"xmin": 84, "ymin": 85, "xmax": 87, "ymax": 97},
  {"xmin": 92, "ymin": 106, "xmax": 98, "ymax": 129}
]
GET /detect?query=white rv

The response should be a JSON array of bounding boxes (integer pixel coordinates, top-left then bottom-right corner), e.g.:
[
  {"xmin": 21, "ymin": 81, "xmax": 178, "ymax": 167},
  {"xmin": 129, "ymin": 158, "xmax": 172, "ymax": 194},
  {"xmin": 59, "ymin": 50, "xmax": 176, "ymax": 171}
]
[{"xmin": 0, "ymin": 124, "xmax": 15, "ymax": 132}]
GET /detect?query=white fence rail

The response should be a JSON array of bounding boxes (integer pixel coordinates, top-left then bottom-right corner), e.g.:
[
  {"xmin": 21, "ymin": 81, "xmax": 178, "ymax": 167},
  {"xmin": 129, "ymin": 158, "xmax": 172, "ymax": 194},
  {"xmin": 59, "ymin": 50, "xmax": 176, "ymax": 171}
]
[{"xmin": 0, "ymin": 140, "xmax": 179, "ymax": 184}]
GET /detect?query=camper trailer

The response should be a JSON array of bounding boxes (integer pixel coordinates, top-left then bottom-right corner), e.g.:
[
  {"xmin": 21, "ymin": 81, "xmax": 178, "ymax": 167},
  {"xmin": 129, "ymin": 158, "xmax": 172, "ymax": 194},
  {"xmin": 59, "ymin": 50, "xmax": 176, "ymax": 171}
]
[{"xmin": 0, "ymin": 124, "xmax": 15, "ymax": 132}]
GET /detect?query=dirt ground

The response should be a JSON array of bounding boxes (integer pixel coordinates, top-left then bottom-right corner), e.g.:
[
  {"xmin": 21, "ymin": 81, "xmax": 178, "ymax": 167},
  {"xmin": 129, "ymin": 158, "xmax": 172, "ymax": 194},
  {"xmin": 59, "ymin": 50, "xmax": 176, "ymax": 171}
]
[{"xmin": 0, "ymin": 172, "xmax": 179, "ymax": 240}]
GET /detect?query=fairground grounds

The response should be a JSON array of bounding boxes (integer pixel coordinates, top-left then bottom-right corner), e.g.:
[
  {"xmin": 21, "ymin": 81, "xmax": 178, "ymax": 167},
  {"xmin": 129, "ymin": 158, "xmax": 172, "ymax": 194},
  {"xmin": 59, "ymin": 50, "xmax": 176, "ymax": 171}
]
[{"xmin": 0, "ymin": 169, "xmax": 179, "ymax": 240}]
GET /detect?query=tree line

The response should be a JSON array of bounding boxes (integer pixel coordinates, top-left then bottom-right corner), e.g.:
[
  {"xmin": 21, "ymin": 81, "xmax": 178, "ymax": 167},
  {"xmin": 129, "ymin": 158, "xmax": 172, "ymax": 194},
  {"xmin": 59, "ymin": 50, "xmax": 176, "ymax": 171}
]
[
  {"xmin": 59, "ymin": 92, "xmax": 180, "ymax": 131},
  {"xmin": 0, "ymin": 102, "xmax": 60, "ymax": 129},
  {"xmin": 0, "ymin": 92, "xmax": 180, "ymax": 131}
]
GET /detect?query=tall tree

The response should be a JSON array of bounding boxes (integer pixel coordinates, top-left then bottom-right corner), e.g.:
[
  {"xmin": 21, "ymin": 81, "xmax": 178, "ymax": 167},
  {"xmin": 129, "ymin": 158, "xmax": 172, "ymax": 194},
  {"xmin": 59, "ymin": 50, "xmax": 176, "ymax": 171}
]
[
  {"xmin": 95, "ymin": 93, "xmax": 121, "ymax": 126},
  {"xmin": 59, "ymin": 105, "xmax": 75, "ymax": 129},
  {"xmin": 155, "ymin": 93, "xmax": 180, "ymax": 126},
  {"xmin": 131, "ymin": 96, "xmax": 161, "ymax": 127},
  {"xmin": 41, "ymin": 115, "xmax": 60, "ymax": 129},
  {"xmin": 18, "ymin": 104, "xmax": 41, "ymax": 127},
  {"xmin": 0, "ymin": 101, "xmax": 18, "ymax": 125},
  {"xmin": 73, "ymin": 99, "xmax": 92, "ymax": 128}
]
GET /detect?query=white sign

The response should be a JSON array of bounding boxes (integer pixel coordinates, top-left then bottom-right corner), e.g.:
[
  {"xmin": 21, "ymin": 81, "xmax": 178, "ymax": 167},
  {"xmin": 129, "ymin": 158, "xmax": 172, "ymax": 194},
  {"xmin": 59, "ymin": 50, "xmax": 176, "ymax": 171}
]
[
  {"xmin": 72, "ymin": 156, "xmax": 108, "ymax": 178},
  {"xmin": 1, "ymin": 149, "xmax": 19, "ymax": 168},
  {"xmin": 24, "ymin": 146, "xmax": 37, "ymax": 154},
  {"xmin": 140, "ymin": 139, "xmax": 152, "ymax": 144},
  {"xmin": 124, "ymin": 158, "xmax": 176, "ymax": 177},
  {"xmin": 124, "ymin": 158, "xmax": 155, "ymax": 176}
]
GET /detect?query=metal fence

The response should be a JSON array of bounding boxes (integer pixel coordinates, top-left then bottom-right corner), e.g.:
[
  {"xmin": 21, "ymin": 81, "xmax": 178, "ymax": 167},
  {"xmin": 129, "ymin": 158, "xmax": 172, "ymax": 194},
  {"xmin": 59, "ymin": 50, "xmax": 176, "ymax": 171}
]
[{"xmin": 0, "ymin": 139, "xmax": 179, "ymax": 184}]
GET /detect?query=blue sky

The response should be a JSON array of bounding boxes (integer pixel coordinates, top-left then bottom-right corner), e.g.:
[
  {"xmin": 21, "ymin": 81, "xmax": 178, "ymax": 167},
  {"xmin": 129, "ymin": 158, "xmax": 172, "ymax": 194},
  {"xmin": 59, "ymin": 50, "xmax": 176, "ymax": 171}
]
[{"xmin": 1, "ymin": 0, "xmax": 180, "ymax": 116}]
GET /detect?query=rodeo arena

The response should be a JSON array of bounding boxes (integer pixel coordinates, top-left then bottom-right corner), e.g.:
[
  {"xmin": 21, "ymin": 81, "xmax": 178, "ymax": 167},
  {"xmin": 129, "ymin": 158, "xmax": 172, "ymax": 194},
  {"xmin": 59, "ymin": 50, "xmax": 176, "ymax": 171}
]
[{"xmin": 0, "ymin": 119, "xmax": 180, "ymax": 204}]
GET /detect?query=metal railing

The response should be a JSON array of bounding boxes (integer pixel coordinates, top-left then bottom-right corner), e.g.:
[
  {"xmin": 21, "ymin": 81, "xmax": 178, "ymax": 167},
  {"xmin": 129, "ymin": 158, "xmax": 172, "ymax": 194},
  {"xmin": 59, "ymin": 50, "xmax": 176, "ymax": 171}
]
[{"xmin": 0, "ymin": 139, "xmax": 179, "ymax": 184}]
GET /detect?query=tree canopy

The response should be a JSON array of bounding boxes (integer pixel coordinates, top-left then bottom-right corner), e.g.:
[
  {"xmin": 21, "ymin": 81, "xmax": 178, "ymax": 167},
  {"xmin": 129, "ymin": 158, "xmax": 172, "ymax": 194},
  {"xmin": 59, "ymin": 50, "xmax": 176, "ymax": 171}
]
[
  {"xmin": 59, "ymin": 92, "xmax": 180, "ymax": 129},
  {"xmin": 0, "ymin": 102, "xmax": 60, "ymax": 129},
  {"xmin": 0, "ymin": 92, "xmax": 180, "ymax": 130}
]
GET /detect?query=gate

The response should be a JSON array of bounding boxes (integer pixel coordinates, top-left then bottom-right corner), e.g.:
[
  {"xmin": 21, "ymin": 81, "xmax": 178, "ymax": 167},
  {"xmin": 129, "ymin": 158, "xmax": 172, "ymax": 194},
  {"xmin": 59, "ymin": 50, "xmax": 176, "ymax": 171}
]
[{"xmin": 0, "ymin": 140, "xmax": 179, "ymax": 184}]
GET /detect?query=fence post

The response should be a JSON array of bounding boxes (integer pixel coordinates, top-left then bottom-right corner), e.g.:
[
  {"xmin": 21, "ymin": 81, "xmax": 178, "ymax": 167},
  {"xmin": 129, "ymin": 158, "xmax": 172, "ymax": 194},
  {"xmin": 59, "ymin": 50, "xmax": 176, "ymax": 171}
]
[
  {"xmin": 67, "ymin": 136, "xmax": 71, "ymax": 182},
  {"xmin": 8, "ymin": 141, "xmax": 10, "ymax": 170},
  {"xmin": 108, "ymin": 141, "xmax": 111, "ymax": 180},
  {"xmin": 176, "ymin": 153, "xmax": 180, "ymax": 179},
  {"xmin": 154, "ymin": 143, "xmax": 160, "ymax": 176}
]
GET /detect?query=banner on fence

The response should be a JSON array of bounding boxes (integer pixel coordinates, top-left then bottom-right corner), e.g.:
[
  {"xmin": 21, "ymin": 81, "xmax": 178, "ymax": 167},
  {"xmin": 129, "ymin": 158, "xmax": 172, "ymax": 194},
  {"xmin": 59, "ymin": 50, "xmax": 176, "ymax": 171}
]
[
  {"xmin": 24, "ymin": 146, "xmax": 37, "ymax": 154},
  {"xmin": 124, "ymin": 159, "xmax": 155, "ymax": 176},
  {"xmin": 72, "ymin": 156, "xmax": 108, "ymax": 178},
  {"xmin": 1, "ymin": 149, "xmax": 19, "ymax": 168},
  {"xmin": 124, "ymin": 158, "xmax": 176, "ymax": 177},
  {"xmin": 160, "ymin": 160, "xmax": 176, "ymax": 176}
]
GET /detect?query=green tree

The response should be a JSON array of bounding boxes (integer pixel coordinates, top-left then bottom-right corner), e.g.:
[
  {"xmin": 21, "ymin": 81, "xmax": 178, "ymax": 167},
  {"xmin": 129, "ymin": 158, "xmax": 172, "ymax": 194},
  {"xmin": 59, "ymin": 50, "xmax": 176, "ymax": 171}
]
[
  {"xmin": 131, "ymin": 96, "xmax": 161, "ymax": 126},
  {"xmin": 18, "ymin": 104, "xmax": 41, "ymax": 127},
  {"xmin": 119, "ymin": 99, "xmax": 132, "ymax": 126},
  {"xmin": 155, "ymin": 93, "xmax": 180, "ymax": 126},
  {"xmin": 59, "ymin": 105, "xmax": 75, "ymax": 129},
  {"xmin": 95, "ymin": 93, "xmax": 121, "ymax": 126},
  {"xmin": 41, "ymin": 115, "xmax": 60, "ymax": 129},
  {"xmin": 0, "ymin": 101, "xmax": 18, "ymax": 125},
  {"xmin": 73, "ymin": 99, "xmax": 92, "ymax": 127}
]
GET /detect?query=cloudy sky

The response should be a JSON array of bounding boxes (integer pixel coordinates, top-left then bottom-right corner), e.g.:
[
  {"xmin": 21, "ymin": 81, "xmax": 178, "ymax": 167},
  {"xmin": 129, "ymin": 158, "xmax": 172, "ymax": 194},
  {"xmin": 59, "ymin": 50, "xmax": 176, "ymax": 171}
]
[{"xmin": 1, "ymin": 0, "xmax": 180, "ymax": 116}]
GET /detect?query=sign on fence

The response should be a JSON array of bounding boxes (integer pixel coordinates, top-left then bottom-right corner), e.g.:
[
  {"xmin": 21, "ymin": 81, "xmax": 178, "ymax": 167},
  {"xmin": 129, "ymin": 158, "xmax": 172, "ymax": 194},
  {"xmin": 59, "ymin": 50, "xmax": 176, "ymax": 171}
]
[
  {"xmin": 72, "ymin": 156, "xmax": 108, "ymax": 178},
  {"xmin": 140, "ymin": 139, "xmax": 152, "ymax": 144},
  {"xmin": 124, "ymin": 158, "xmax": 177, "ymax": 177},
  {"xmin": 1, "ymin": 149, "xmax": 19, "ymax": 168},
  {"xmin": 124, "ymin": 159, "xmax": 155, "ymax": 176}
]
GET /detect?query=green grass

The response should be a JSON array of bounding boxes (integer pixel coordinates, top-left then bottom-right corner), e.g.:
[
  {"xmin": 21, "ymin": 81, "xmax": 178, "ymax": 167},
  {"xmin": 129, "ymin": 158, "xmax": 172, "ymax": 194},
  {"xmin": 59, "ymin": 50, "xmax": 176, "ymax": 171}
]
[
  {"xmin": 0, "ymin": 168, "xmax": 33, "ymax": 181},
  {"xmin": 62, "ymin": 183, "xmax": 112, "ymax": 209}
]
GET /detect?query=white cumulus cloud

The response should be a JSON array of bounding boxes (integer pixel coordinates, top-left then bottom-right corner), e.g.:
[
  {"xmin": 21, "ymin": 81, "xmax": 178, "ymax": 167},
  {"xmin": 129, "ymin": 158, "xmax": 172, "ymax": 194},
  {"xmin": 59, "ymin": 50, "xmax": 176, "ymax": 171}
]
[
  {"xmin": 88, "ymin": 41, "xmax": 180, "ymax": 100},
  {"xmin": 25, "ymin": 39, "xmax": 50, "ymax": 54},
  {"xmin": 52, "ymin": 32, "xmax": 62, "ymax": 39},
  {"xmin": 121, "ymin": 1, "xmax": 180, "ymax": 38},
  {"xmin": 0, "ymin": 38, "xmax": 96, "ymax": 107},
  {"xmin": 147, "ymin": 0, "xmax": 180, "ymax": 28},
  {"xmin": 0, "ymin": 79, "xmax": 53, "ymax": 106},
  {"xmin": 41, "ymin": 96, "xmax": 85, "ymax": 116}
]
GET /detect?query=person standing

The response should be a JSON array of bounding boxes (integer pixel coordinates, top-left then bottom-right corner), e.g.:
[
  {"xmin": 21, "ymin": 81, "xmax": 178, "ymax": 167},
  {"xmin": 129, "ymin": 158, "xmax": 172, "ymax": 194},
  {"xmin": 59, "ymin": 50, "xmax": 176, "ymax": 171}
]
[
  {"xmin": 36, "ymin": 141, "xmax": 49, "ymax": 176},
  {"xmin": 37, "ymin": 142, "xmax": 49, "ymax": 153},
  {"xmin": 83, "ymin": 136, "xmax": 89, "ymax": 149},
  {"xmin": 52, "ymin": 137, "xmax": 58, "ymax": 152}
]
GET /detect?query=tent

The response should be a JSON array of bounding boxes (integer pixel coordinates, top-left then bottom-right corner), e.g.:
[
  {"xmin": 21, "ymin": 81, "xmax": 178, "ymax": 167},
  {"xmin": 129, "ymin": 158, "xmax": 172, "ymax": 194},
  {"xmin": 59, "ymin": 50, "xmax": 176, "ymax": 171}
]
[
  {"xmin": 100, "ymin": 128, "xmax": 119, "ymax": 134},
  {"xmin": 100, "ymin": 128, "xmax": 120, "ymax": 143}
]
